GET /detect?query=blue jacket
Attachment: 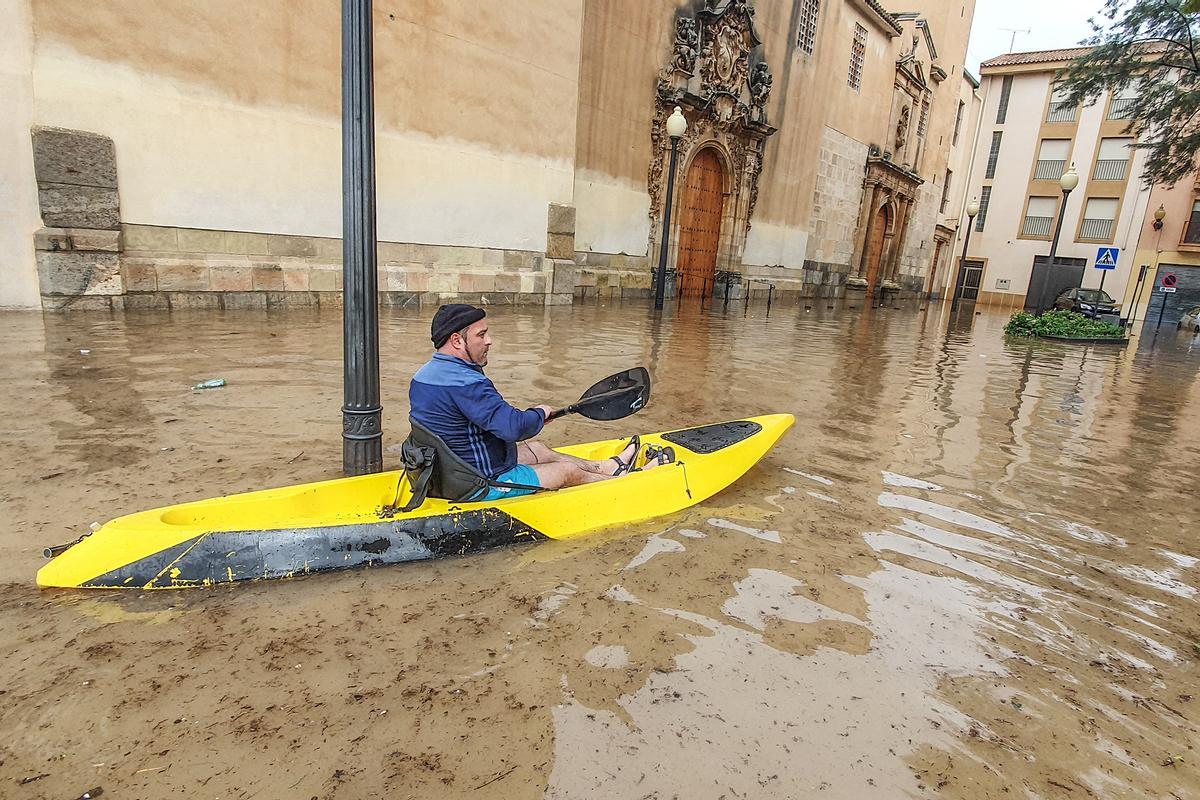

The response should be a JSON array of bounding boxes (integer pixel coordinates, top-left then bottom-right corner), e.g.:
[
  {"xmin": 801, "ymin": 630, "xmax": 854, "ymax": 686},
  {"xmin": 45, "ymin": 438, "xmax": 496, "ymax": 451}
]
[{"xmin": 408, "ymin": 354, "xmax": 546, "ymax": 479}]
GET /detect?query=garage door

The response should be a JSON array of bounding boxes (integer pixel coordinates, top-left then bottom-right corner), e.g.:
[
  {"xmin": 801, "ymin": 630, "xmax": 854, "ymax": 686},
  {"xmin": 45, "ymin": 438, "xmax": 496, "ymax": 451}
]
[{"xmin": 1146, "ymin": 263, "xmax": 1200, "ymax": 326}]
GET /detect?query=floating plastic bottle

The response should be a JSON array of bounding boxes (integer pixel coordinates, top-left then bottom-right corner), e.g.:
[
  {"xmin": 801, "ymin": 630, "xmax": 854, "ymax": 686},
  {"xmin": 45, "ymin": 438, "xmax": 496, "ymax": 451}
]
[{"xmin": 192, "ymin": 378, "xmax": 227, "ymax": 390}]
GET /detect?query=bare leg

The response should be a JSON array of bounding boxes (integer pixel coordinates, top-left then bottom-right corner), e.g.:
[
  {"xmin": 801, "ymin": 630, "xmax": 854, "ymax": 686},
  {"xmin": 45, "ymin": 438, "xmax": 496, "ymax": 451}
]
[
  {"xmin": 526, "ymin": 460, "xmax": 612, "ymax": 490},
  {"xmin": 518, "ymin": 440, "xmax": 635, "ymax": 476}
]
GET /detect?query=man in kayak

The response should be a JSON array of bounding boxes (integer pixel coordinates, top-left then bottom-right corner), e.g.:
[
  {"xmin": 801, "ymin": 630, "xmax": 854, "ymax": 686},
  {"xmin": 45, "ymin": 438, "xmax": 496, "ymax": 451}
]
[{"xmin": 409, "ymin": 304, "xmax": 665, "ymax": 501}]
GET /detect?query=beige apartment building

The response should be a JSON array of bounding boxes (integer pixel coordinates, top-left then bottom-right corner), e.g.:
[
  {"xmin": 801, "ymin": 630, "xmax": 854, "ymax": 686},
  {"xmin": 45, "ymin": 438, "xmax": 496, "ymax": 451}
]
[
  {"xmin": 925, "ymin": 67, "xmax": 982, "ymax": 299},
  {"xmin": 2, "ymin": 0, "xmax": 976, "ymax": 312},
  {"xmin": 956, "ymin": 47, "xmax": 1151, "ymax": 311},
  {"xmin": 1124, "ymin": 177, "xmax": 1200, "ymax": 326}
]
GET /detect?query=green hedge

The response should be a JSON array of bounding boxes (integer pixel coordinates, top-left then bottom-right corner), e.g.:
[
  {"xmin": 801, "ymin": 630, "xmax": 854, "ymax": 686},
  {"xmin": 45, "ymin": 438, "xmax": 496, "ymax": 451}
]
[{"xmin": 1004, "ymin": 309, "xmax": 1125, "ymax": 339}]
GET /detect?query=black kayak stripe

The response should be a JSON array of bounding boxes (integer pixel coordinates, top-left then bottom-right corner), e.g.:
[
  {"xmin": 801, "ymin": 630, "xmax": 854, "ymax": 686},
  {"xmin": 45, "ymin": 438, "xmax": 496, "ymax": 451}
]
[{"xmin": 81, "ymin": 507, "xmax": 546, "ymax": 588}]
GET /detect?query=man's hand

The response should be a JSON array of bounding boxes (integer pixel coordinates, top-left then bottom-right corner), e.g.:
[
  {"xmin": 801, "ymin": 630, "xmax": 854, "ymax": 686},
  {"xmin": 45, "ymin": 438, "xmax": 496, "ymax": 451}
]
[{"xmin": 534, "ymin": 404, "xmax": 558, "ymax": 422}]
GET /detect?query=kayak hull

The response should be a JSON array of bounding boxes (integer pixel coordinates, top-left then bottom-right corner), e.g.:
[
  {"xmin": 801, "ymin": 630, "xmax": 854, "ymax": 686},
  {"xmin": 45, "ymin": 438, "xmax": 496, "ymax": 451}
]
[{"xmin": 37, "ymin": 414, "xmax": 794, "ymax": 589}]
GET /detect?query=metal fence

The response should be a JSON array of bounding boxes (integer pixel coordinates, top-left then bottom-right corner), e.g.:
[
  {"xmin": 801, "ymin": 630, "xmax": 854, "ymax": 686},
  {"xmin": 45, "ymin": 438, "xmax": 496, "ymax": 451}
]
[
  {"xmin": 1034, "ymin": 159, "xmax": 1066, "ymax": 181},
  {"xmin": 1046, "ymin": 104, "xmax": 1077, "ymax": 123},
  {"xmin": 1022, "ymin": 215, "xmax": 1053, "ymax": 238},
  {"xmin": 1092, "ymin": 159, "xmax": 1128, "ymax": 181},
  {"xmin": 1108, "ymin": 97, "xmax": 1136, "ymax": 120},
  {"xmin": 1079, "ymin": 218, "xmax": 1114, "ymax": 241}
]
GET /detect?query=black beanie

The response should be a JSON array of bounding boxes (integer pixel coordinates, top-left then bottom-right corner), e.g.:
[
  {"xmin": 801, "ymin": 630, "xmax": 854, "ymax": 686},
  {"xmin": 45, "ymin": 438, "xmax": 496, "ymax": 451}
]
[{"xmin": 431, "ymin": 304, "xmax": 486, "ymax": 348}]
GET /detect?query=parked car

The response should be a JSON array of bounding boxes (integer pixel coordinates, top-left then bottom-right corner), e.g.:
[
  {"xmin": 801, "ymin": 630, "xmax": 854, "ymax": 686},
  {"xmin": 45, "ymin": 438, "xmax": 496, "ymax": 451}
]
[
  {"xmin": 1053, "ymin": 287, "xmax": 1121, "ymax": 316},
  {"xmin": 1178, "ymin": 306, "xmax": 1200, "ymax": 332}
]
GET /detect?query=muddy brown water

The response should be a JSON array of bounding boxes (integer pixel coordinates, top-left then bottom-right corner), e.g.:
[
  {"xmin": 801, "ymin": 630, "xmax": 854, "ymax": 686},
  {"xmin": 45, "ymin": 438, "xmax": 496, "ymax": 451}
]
[{"xmin": 1, "ymin": 301, "xmax": 1198, "ymax": 799}]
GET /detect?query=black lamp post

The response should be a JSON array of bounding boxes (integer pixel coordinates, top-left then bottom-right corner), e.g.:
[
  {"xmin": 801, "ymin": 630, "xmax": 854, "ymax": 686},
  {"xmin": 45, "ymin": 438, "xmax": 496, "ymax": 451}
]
[
  {"xmin": 341, "ymin": 0, "xmax": 383, "ymax": 476},
  {"xmin": 654, "ymin": 106, "xmax": 688, "ymax": 310},
  {"xmin": 1033, "ymin": 163, "xmax": 1079, "ymax": 314},
  {"xmin": 950, "ymin": 196, "xmax": 980, "ymax": 312}
]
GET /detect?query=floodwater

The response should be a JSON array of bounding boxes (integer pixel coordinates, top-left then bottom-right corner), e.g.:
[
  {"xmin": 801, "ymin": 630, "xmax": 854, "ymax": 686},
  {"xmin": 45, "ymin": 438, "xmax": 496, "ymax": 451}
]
[{"xmin": 1, "ymin": 299, "xmax": 1199, "ymax": 799}]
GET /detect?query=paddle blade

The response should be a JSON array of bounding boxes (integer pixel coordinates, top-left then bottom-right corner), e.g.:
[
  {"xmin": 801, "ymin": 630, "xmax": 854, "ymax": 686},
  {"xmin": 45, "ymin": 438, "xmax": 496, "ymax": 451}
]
[{"xmin": 574, "ymin": 367, "xmax": 650, "ymax": 421}]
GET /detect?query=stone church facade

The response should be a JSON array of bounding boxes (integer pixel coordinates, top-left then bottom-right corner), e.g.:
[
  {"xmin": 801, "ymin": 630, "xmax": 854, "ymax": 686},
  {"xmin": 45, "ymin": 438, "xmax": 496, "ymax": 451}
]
[{"xmin": 1, "ymin": 0, "xmax": 976, "ymax": 310}]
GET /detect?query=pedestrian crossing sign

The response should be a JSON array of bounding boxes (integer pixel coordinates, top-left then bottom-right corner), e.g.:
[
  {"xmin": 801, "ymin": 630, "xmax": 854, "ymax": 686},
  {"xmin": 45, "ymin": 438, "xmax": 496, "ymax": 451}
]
[{"xmin": 1095, "ymin": 247, "xmax": 1119, "ymax": 269}]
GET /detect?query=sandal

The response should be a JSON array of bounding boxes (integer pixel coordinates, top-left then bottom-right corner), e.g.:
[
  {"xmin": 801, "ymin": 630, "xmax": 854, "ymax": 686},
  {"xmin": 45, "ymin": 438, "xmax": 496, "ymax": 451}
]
[
  {"xmin": 643, "ymin": 444, "xmax": 676, "ymax": 467},
  {"xmin": 610, "ymin": 435, "xmax": 640, "ymax": 476}
]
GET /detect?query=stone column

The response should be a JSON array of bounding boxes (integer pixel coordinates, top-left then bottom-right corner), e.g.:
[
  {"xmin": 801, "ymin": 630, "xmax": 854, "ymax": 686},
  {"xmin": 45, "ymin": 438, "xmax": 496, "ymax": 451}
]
[
  {"xmin": 883, "ymin": 196, "xmax": 913, "ymax": 286},
  {"xmin": 32, "ymin": 127, "xmax": 124, "ymax": 310},
  {"xmin": 848, "ymin": 182, "xmax": 882, "ymax": 285},
  {"xmin": 546, "ymin": 202, "xmax": 576, "ymax": 304}
]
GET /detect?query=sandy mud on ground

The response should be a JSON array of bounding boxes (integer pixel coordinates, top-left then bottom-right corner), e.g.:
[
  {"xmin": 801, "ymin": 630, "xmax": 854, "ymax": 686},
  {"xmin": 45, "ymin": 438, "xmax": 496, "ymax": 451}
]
[{"xmin": 1, "ymin": 302, "xmax": 1198, "ymax": 798}]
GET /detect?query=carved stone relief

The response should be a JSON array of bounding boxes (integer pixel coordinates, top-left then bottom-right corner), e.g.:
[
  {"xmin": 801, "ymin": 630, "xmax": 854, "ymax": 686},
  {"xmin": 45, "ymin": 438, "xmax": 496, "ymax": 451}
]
[{"xmin": 647, "ymin": 0, "xmax": 777, "ymax": 270}]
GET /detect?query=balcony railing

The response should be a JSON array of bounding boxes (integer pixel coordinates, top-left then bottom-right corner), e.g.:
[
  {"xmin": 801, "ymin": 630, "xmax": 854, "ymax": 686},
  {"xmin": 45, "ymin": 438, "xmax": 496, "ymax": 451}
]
[
  {"xmin": 1093, "ymin": 158, "xmax": 1129, "ymax": 181},
  {"xmin": 1047, "ymin": 103, "xmax": 1077, "ymax": 123},
  {"xmin": 1022, "ymin": 215, "xmax": 1053, "ymax": 237},
  {"xmin": 1108, "ymin": 97, "xmax": 1136, "ymax": 120},
  {"xmin": 1080, "ymin": 218, "xmax": 1114, "ymax": 240},
  {"xmin": 1034, "ymin": 159, "xmax": 1066, "ymax": 180}
]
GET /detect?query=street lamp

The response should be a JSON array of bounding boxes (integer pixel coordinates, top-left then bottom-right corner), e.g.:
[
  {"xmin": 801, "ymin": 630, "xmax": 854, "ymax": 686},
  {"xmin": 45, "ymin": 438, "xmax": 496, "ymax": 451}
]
[
  {"xmin": 341, "ymin": 0, "xmax": 382, "ymax": 476},
  {"xmin": 950, "ymin": 197, "xmax": 980, "ymax": 311},
  {"xmin": 1034, "ymin": 163, "xmax": 1079, "ymax": 313},
  {"xmin": 654, "ymin": 106, "xmax": 688, "ymax": 310},
  {"xmin": 1153, "ymin": 203, "xmax": 1166, "ymax": 230}
]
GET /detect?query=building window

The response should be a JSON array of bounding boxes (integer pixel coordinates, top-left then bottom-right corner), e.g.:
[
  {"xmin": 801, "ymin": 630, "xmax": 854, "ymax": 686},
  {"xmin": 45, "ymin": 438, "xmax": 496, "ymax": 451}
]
[
  {"xmin": 1080, "ymin": 197, "xmax": 1118, "ymax": 241},
  {"xmin": 975, "ymin": 186, "xmax": 992, "ymax": 232},
  {"xmin": 1182, "ymin": 200, "xmax": 1200, "ymax": 244},
  {"xmin": 918, "ymin": 99, "xmax": 930, "ymax": 137},
  {"xmin": 996, "ymin": 75, "xmax": 1013, "ymax": 123},
  {"xmin": 797, "ymin": 0, "xmax": 820, "ymax": 55},
  {"xmin": 1094, "ymin": 137, "xmax": 1134, "ymax": 180},
  {"xmin": 1034, "ymin": 139, "xmax": 1070, "ymax": 181},
  {"xmin": 1047, "ymin": 83, "xmax": 1077, "ymax": 123},
  {"xmin": 953, "ymin": 100, "xmax": 965, "ymax": 145},
  {"xmin": 985, "ymin": 131, "xmax": 1003, "ymax": 179},
  {"xmin": 1108, "ymin": 84, "xmax": 1138, "ymax": 120},
  {"xmin": 1022, "ymin": 196, "xmax": 1057, "ymax": 238},
  {"xmin": 848, "ymin": 24, "xmax": 867, "ymax": 91},
  {"xmin": 940, "ymin": 169, "xmax": 953, "ymax": 213}
]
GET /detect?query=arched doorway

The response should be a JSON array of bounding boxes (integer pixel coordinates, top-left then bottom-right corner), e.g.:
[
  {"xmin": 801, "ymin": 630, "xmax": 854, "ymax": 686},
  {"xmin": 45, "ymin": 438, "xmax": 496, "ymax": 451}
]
[
  {"xmin": 864, "ymin": 203, "xmax": 890, "ymax": 295},
  {"xmin": 676, "ymin": 148, "xmax": 725, "ymax": 297}
]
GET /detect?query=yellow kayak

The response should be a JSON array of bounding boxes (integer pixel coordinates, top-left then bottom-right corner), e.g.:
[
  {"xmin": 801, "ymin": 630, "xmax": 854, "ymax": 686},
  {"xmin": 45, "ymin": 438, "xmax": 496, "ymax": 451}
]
[{"xmin": 37, "ymin": 414, "xmax": 794, "ymax": 589}]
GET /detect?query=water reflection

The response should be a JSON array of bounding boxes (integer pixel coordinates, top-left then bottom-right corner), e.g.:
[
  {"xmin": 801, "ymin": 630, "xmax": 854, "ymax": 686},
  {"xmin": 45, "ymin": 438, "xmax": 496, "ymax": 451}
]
[{"xmin": 0, "ymin": 300, "xmax": 1198, "ymax": 798}]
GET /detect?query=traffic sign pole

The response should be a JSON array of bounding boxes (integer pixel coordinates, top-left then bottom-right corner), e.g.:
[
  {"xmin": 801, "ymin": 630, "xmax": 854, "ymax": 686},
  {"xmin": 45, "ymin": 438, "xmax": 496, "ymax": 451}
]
[{"xmin": 1094, "ymin": 269, "xmax": 1107, "ymax": 318}]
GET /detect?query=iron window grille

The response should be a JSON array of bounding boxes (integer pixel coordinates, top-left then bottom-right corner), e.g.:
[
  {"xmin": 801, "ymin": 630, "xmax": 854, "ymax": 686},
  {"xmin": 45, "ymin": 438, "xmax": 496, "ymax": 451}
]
[
  {"xmin": 1108, "ymin": 96, "xmax": 1136, "ymax": 120},
  {"xmin": 975, "ymin": 186, "xmax": 992, "ymax": 232},
  {"xmin": 1092, "ymin": 159, "xmax": 1129, "ymax": 181},
  {"xmin": 848, "ymin": 24, "xmax": 866, "ymax": 91},
  {"xmin": 1022, "ymin": 215, "xmax": 1053, "ymax": 237},
  {"xmin": 1034, "ymin": 159, "xmax": 1067, "ymax": 181},
  {"xmin": 1079, "ymin": 218, "xmax": 1114, "ymax": 240},
  {"xmin": 797, "ymin": 0, "xmax": 820, "ymax": 55},
  {"xmin": 984, "ymin": 131, "xmax": 1003, "ymax": 179},
  {"xmin": 996, "ymin": 75, "xmax": 1013, "ymax": 124}
]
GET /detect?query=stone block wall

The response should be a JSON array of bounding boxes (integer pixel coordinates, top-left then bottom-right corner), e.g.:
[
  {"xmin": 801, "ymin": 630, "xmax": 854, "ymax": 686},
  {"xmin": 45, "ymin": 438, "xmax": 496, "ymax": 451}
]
[
  {"xmin": 809, "ymin": 127, "xmax": 869, "ymax": 270},
  {"xmin": 570, "ymin": 251, "xmax": 655, "ymax": 301},
  {"xmin": 896, "ymin": 180, "xmax": 941, "ymax": 297},
  {"xmin": 112, "ymin": 225, "xmax": 561, "ymax": 311},
  {"xmin": 28, "ymin": 128, "xmax": 578, "ymax": 311}
]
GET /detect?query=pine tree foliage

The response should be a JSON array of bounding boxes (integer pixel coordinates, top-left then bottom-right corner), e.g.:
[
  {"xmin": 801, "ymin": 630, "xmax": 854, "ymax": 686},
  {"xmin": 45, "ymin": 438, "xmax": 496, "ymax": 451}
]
[{"xmin": 1058, "ymin": 0, "xmax": 1200, "ymax": 185}]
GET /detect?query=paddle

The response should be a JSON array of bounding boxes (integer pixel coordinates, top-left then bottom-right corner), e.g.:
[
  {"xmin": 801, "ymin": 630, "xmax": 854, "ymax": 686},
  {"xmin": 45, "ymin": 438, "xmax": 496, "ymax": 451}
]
[{"xmin": 546, "ymin": 367, "xmax": 651, "ymax": 421}]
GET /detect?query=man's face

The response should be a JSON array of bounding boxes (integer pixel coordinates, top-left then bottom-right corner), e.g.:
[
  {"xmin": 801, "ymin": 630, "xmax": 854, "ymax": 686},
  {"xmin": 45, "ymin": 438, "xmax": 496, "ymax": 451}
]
[{"xmin": 455, "ymin": 319, "xmax": 492, "ymax": 366}]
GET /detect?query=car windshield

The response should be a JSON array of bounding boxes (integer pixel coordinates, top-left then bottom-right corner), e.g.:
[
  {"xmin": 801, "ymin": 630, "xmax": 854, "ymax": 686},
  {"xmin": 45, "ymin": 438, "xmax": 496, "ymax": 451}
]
[{"xmin": 1077, "ymin": 289, "xmax": 1115, "ymax": 303}]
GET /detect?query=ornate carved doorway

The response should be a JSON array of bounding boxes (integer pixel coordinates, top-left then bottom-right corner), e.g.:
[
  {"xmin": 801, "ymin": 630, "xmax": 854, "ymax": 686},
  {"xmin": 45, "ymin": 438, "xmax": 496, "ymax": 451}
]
[
  {"xmin": 677, "ymin": 149, "xmax": 725, "ymax": 297},
  {"xmin": 864, "ymin": 204, "xmax": 890, "ymax": 294}
]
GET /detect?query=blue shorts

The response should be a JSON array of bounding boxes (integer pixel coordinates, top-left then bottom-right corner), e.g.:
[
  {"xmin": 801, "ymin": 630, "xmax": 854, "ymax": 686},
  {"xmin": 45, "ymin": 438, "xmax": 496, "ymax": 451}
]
[{"xmin": 473, "ymin": 464, "xmax": 541, "ymax": 501}]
